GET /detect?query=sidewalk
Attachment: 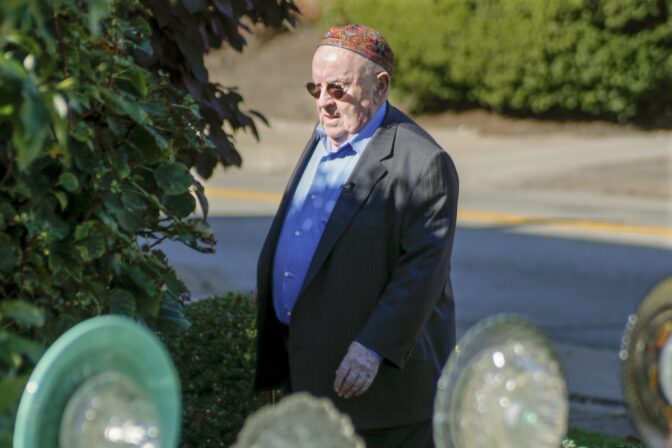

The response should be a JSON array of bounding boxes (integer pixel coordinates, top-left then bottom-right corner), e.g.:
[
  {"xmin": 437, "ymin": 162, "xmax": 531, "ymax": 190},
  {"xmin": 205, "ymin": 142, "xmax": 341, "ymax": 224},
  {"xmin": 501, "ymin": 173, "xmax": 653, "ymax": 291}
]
[{"xmin": 556, "ymin": 343, "xmax": 634, "ymax": 437}]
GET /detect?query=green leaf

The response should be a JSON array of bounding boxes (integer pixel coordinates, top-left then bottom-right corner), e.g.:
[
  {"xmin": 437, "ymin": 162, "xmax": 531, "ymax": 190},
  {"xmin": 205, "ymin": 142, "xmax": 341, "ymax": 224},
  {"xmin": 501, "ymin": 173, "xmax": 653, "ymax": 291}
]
[
  {"xmin": 3, "ymin": 31, "xmax": 42, "ymax": 57},
  {"xmin": 71, "ymin": 122, "xmax": 95, "ymax": 143},
  {"xmin": 103, "ymin": 192, "xmax": 144, "ymax": 232},
  {"xmin": 249, "ymin": 109, "xmax": 270, "ymax": 126},
  {"xmin": 128, "ymin": 265, "xmax": 159, "ymax": 300},
  {"xmin": 1, "ymin": 300, "xmax": 46, "ymax": 327},
  {"xmin": 49, "ymin": 94, "xmax": 70, "ymax": 157},
  {"xmin": 53, "ymin": 191, "xmax": 69, "ymax": 210},
  {"xmin": 157, "ymin": 293, "xmax": 191, "ymax": 333},
  {"xmin": 56, "ymin": 77, "xmax": 76, "ymax": 91},
  {"xmin": 0, "ymin": 57, "xmax": 28, "ymax": 82},
  {"xmin": 58, "ymin": 172, "xmax": 79, "ymax": 192},
  {"xmin": 7, "ymin": 333, "xmax": 45, "ymax": 363},
  {"xmin": 74, "ymin": 221, "xmax": 107, "ymax": 262},
  {"xmin": 125, "ymin": 66, "xmax": 149, "ymax": 98},
  {"xmin": 190, "ymin": 219, "xmax": 214, "ymax": 240},
  {"xmin": 16, "ymin": 84, "xmax": 49, "ymax": 170},
  {"xmin": 0, "ymin": 104, "xmax": 14, "ymax": 116},
  {"xmin": 86, "ymin": 0, "xmax": 112, "ymax": 36},
  {"xmin": 103, "ymin": 90, "xmax": 150, "ymax": 125},
  {"xmin": 154, "ymin": 162, "xmax": 192, "ymax": 195},
  {"xmin": 109, "ymin": 149, "xmax": 131, "ymax": 179},
  {"xmin": 193, "ymin": 179, "xmax": 209, "ymax": 220},
  {"xmin": 161, "ymin": 192, "xmax": 195, "ymax": 218},
  {"xmin": 145, "ymin": 126, "xmax": 168, "ymax": 150},
  {"xmin": 0, "ymin": 375, "xmax": 28, "ymax": 413},
  {"xmin": 108, "ymin": 289, "xmax": 136, "ymax": 316},
  {"xmin": 48, "ymin": 248, "xmax": 70, "ymax": 276},
  {"xmin": 0, "ymin": 233, "xmax": 18, "ymax": 273}
]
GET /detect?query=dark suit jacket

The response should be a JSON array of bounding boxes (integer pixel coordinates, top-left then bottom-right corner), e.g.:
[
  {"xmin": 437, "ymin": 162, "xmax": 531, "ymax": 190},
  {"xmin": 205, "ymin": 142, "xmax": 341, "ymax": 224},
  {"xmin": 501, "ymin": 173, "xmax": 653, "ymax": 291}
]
[{"xmin": 254, "ymin": 104, "xmax": 459, "ymax": 429}]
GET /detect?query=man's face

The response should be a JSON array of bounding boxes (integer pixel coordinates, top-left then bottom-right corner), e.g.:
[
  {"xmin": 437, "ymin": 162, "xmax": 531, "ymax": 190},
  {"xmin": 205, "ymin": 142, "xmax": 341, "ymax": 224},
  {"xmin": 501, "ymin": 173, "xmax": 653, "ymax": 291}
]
[{"xmin": 311, "ymin": 46, "xmax": 381, "ymax": 148}]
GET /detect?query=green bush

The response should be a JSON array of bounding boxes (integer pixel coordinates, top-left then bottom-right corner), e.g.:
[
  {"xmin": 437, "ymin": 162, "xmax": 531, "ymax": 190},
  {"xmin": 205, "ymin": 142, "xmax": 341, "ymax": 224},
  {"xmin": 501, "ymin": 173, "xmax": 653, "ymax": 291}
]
[
  {"xmin": 163, "ymin": 293, "xmax": 271, "ymax": 448},
  {"xmin": 0, "ymin": 0, "xmax": 296, "ymax": 444},
  {"xmin": 325, "ymin": 0, "xmax": 672, "ymax": 124}
]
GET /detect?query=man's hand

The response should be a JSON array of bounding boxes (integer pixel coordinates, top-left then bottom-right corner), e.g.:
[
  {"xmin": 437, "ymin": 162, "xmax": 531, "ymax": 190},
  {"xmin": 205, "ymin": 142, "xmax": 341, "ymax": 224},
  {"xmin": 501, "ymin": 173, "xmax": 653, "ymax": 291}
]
[{"xmin": 333, "ymin": 341, "xmax": 381, "ymax": 399}]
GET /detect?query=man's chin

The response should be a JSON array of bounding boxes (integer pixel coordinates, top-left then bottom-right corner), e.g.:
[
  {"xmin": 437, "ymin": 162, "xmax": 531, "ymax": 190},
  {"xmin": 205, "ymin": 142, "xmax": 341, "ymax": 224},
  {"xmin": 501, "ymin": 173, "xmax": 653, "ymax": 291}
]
[{"xmin": 322, "ymin": 126, "xmax": 347, "ymax": 145}]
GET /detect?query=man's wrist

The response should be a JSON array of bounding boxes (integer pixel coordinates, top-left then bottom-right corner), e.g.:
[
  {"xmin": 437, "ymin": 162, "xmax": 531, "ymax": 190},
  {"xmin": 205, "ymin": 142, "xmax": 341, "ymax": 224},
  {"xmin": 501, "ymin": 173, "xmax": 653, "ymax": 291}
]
[{"xmin": 361, "ymin": 343, "xmax": 382, "ymax": 362}]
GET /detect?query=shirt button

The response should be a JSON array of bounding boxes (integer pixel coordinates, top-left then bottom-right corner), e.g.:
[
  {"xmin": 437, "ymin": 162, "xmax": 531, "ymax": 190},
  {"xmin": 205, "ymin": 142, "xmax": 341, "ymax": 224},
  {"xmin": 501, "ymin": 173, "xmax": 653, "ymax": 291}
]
[
  {"xmin": 287, "ymin": 311, "xmax": 292, "ymax": 317},
  {"xmin": 310, "ymin": 194, "xmax": 316, "ymax": 200},
  {"xmin": 294, "ymin": 231, "xmax": 301, "ymax": 237},
  {"xmin": 284, "ymin": 272, "xmax": 290, "ymax": 278}
]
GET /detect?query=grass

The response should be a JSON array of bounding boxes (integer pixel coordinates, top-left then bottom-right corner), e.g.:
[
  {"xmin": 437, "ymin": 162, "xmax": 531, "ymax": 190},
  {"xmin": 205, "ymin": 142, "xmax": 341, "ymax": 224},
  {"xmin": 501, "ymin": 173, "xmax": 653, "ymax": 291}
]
[{"xmin": 563, "ymin": 428, "xmax": 644, "ymax": 448}]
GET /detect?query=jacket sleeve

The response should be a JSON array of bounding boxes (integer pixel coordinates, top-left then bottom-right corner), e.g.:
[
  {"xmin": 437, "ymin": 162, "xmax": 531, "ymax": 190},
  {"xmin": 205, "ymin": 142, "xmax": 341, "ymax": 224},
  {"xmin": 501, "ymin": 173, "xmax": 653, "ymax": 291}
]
[{"xmin": 355, "ymin": 149, "xmax": 459, "ymax": 368}]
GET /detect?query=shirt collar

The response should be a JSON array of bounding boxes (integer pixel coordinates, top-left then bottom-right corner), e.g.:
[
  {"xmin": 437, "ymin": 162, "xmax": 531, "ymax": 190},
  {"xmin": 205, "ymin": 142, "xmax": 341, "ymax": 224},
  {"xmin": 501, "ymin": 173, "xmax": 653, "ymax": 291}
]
[{"xmin": 315, "ymin": 102, "xmax": 388, "ymax": 155}]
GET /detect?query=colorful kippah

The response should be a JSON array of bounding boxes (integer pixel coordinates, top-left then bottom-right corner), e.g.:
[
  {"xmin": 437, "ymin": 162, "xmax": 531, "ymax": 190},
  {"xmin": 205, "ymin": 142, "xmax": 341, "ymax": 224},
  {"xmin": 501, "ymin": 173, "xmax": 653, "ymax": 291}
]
[{"xmin": 319, "ymin": 24, "xmax": 395, "ymax": 75}]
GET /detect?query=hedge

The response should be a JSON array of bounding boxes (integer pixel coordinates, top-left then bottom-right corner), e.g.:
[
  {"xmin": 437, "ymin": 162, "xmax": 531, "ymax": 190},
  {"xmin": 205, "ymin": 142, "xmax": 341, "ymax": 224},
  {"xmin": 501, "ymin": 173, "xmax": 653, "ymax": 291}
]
[
  {"xmin": 324, "ymin": 0, "xmax": 672, "ymax": 124},
  {"xmin": 163, "ymin": 293, "xmax": 270, "ymax": 448}
]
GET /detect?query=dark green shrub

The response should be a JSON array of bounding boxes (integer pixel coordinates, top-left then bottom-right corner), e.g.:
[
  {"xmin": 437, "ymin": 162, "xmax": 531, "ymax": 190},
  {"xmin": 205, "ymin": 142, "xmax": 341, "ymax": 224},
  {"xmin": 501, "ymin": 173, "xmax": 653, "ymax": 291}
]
[
  {"xmin": 325, "ymin": 0, "xmax": 672, "ymax": 124},
  {"xmin": 163, "ymin": 293, "xmax": 268, "ymax": 448}
]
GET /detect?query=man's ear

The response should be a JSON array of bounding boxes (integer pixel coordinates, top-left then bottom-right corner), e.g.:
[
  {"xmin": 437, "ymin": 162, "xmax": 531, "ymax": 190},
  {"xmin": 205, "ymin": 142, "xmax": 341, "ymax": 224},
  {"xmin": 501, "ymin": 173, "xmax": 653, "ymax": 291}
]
[{"xmin": 375, "ymin": 72, "xmax": 391, "ymax": 104}]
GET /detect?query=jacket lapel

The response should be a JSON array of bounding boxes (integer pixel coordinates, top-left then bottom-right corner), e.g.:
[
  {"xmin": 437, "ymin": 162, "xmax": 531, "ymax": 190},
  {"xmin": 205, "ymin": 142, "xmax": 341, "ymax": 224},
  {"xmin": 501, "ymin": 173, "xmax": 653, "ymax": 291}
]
[{"xmin": 299, "ymin": 116, "xmax": 398, "ymax": 298}]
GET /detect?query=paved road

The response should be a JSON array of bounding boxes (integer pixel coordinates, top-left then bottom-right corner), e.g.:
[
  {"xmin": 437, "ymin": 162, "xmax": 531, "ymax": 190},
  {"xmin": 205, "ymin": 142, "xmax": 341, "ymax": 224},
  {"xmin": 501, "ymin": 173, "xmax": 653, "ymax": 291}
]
[
  {"xmin": 163, "ymin": 217, "xmax": 672, "ymax": 352},
  {"xmin": 453, "ymin": 225, "xmax": 672, "ymax": 349}
]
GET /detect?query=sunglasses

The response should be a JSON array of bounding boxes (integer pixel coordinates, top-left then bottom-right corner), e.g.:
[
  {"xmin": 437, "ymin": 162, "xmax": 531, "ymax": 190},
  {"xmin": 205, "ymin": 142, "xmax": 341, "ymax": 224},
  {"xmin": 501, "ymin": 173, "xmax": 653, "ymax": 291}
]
[{"xmin": 305, "ymin": 82, "xmax": 347, "ymax": 99}]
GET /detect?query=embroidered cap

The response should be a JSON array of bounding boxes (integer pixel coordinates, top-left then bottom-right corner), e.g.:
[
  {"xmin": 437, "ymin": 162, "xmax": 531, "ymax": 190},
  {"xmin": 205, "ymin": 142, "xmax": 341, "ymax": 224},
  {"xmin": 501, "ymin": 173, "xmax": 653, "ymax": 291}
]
[{"xmin": 319, "ymin": 24, "xmax": 395, "ymax": 75}]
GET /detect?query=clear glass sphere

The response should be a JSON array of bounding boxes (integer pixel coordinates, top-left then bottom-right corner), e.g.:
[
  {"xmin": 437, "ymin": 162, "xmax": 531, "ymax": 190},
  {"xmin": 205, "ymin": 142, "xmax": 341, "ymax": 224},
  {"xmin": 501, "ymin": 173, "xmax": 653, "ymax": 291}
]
[
  {"xmin": 434, "ymin": 315, "xmax": 568, "ymax": 448},
  {"xmin": 59, "ymin": 371, "xmax": 160, "ymax": 448}
]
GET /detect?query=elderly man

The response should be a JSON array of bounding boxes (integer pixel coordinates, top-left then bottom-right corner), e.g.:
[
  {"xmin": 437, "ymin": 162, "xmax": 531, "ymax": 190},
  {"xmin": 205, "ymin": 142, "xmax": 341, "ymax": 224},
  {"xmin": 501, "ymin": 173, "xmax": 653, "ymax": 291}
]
[{"xmin": 254, "ymin": 24, "xmax": 459, "ymax": 447}]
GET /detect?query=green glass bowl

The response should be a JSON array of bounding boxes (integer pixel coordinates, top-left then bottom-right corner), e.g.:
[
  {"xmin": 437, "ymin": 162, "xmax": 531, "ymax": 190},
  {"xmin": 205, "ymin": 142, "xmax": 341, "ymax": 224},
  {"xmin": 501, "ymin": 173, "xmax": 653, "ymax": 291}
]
[{"xmin": 13, "ymin": 315, "xmax": 181, "ymax": 448}]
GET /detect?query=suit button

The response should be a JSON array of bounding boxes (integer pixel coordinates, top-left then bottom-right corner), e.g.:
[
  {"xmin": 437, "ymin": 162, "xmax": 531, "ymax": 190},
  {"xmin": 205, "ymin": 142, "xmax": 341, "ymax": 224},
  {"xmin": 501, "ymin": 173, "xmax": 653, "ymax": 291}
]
[{"xmin": 284, "ymin": 272, "xmax": 290, "ymax": 278}]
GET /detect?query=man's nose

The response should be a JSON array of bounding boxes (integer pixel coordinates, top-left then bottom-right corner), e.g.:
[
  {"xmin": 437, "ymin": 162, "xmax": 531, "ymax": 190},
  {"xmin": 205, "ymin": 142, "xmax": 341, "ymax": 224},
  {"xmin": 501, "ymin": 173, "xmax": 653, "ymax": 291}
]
[{"xmin": 316, "ymin": 88, "xmax": 335, "ymax": 108}]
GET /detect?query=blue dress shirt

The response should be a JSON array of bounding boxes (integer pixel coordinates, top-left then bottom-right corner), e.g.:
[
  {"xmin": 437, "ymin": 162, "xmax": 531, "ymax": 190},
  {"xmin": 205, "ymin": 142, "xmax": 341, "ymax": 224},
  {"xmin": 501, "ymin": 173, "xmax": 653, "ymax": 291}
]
[{"xmin": 272, "ymin": 103, "xmax": 388, "ymax": 325}]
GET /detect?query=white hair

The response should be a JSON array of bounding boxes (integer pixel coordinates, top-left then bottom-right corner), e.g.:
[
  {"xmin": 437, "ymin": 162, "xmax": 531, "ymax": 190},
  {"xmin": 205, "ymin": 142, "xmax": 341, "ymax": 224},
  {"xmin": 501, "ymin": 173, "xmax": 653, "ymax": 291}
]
[
  {"xmin": 362, "ymin": 58, "xmax": 390, "ymax": 79},
  {"xmin": 361, "ymin": 58, "xmax": 391, "ymax": 102}
]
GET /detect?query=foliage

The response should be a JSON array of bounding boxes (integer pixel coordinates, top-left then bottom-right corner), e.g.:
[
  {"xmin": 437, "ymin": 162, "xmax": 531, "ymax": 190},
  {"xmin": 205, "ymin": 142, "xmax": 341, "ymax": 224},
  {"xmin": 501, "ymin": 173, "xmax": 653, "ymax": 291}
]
[
  {"xmin": 0, "ymin": 0, "xmax": 296, "ymax": 444},
  {"xmin": 563, "ymin": 428, "xmax": 644, "ymax": 448},
  {"xmin": 325, "ymin": 0, "xmax": 672, "ymax": 124},
  {"xmin": 162, "ymin": 293, "xmax": 271, "ymax": 448}
]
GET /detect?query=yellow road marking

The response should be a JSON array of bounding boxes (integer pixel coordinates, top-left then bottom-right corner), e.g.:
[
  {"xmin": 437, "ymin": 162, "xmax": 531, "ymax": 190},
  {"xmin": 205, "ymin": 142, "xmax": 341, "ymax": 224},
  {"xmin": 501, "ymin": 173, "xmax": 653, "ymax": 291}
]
[
  {"xmin": 458, "ymin": 210, "xmax": 672, "ymax": 238},
  {"xmin": 206, "ymin": 187, "xmax": 282, "ymax": 203},
  {"xmin": 457, "ymin": 210, "xmax": 531, "ymax": 225},
  {"xmin": 205, "ymin": 187, "xmax": 672, "ymax": 238}
]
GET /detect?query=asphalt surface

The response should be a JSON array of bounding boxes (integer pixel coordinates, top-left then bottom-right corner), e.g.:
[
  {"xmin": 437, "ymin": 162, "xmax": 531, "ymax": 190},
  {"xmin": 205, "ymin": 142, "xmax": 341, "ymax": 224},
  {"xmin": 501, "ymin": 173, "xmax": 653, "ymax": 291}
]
[
  {"xmin": 163, "ymin": 218, "xmax": 672, "ymax": 351},
  {"xmin": 159, "ymin": 118, "xmax": 671, "ymax": 439},
  {"xmin": 454, "ymin": 225, "xmax": 672, "ymax": 350}
]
